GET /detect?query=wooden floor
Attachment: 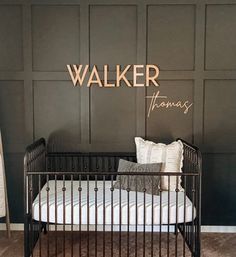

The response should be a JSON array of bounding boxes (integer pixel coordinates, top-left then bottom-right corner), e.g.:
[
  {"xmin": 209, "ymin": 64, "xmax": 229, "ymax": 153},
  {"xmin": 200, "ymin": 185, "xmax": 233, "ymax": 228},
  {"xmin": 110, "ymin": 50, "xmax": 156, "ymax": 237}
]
[{"xmin": 0, "ymin": 231, "xmax": 236, "ymax": 256}]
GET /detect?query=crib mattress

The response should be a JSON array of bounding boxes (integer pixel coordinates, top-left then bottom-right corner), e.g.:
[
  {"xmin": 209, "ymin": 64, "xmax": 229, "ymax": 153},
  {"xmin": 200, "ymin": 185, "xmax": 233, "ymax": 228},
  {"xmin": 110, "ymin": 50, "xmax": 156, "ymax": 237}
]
[{"xmin": 32, "ymin": 180, "xmax": 196, "ymax": 225}]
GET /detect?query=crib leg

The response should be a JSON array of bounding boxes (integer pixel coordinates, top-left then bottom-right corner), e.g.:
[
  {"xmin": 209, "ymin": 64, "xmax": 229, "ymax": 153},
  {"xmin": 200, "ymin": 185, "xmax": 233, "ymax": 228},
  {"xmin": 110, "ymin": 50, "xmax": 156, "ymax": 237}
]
[
  {"xmin": 42, "ymin": 223, "xmax": 47, "ymax": 234},
  {"xmin": 24, "ymin": 214, "xmax": 31, "ymax": 257},
  {"xmin": 195, "ymin": 234, "xmax": 201, "ymax": 257},
  {"xmin": 174, "ymin": 224, "xmax": 178, "ymax": 236}
]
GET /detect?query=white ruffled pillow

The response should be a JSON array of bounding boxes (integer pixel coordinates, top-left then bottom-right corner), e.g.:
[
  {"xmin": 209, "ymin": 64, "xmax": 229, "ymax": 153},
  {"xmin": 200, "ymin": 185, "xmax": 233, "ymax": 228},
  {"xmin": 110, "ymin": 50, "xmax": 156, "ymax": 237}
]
[{"xmin": 135, "ymin": 137, "xmax": 184, "ymax": 191}]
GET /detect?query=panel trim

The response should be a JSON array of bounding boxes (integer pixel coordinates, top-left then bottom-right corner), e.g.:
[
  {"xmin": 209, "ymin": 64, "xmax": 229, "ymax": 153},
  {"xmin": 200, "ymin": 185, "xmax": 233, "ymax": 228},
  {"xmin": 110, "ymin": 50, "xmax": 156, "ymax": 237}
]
[
  {"xmin": 193, "ymin": 3, "xmax": 206, "ymax": 146},
  {"xmin": 136, "ymin": 0, "xmax": 146, "ymax": 137},
  {"xmin": 23, "ymin": 3, "xmax": 34, "ymax": 144},
  {"xmin": 81, "ymin": 0, "xmax": 90, "ymax": 144}
]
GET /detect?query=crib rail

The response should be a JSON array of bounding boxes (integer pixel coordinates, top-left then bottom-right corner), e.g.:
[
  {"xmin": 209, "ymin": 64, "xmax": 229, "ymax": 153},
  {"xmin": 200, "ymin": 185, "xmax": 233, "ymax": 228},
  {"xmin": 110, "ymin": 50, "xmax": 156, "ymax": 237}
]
[
  {"xmin": 46, "ymin": 152, "xmax": 136, "ymax": 181},
  {"xmin": 24, "ymin": 138, "xmax": 201, "ymax": 257}
]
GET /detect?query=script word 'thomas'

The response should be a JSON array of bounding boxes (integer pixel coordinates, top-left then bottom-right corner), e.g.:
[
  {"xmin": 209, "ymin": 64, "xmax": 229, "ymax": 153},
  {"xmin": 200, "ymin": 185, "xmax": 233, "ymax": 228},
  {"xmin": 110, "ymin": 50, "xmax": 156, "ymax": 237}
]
[{"xmin": 67, "ymin": 64, "xmax": 160, "ymax": 87}]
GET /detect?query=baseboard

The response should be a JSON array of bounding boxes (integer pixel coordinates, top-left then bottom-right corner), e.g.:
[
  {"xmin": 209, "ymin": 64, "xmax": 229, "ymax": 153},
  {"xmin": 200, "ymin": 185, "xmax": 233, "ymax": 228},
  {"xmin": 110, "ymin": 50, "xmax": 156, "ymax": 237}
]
[
  {"xmin": 201, "ymin": 226, "xmax": 236, "ymax": 233},
  {"xmin": 0, "ymin": 223, "xmax": 24, "ymax": 231},
  {"xmin": 0, "ymin": 223, "xmax": 236, "ymax": 233}
]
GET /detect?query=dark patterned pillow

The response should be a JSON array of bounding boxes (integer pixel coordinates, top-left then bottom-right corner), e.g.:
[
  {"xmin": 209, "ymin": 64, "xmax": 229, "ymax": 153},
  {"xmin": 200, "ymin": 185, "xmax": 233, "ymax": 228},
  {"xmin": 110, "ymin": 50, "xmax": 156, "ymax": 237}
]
[{"xmin": 113, "ymin": 159, "xmax": 162, "ymax": 195}]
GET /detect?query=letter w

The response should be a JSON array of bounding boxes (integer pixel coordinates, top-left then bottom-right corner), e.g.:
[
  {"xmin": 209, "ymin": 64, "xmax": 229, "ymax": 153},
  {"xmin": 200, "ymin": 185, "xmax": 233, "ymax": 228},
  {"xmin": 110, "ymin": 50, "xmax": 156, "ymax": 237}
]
[{"xmin": 67, "ymin": 65, "xmax": 89, "ymax": 86}]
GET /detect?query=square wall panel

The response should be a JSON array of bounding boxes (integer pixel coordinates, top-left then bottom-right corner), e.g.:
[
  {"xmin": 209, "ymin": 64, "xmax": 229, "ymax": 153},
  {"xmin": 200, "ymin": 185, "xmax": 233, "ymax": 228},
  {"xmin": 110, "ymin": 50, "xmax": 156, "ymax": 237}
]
[
  {"xmin": 32, "ymin": 5, "xmax": 80, "ymax": 71},
  {"xmin": 34, "ymin": 81, "xmax": 81, "ymax": 150},
  {"xmin": 0, "ymin": 6, "xmax": 23, "ymax": 71},
  {"xmin": 90, "ymin": 85, "xmax": 136, "ymax": 146},
  {"xmin": 206, "ymin": 5, "xmax": 236, "ymax": 70},
  {"xmin": 4, "ymin": 153, "xmax": 24, "ymax": 222},
  {"xmin": 202, "ymin": 154, "xmax": 236, "ymax": 225},
  {"xmin": 147, "ymin": 5, "xmax": 195, "ymax": 71},
  {"xmin": 204, "ymin": 80, "xmax": 236, "ymax": 151},
  {"xmin": 90, "ymin": 5, "xmax": 137, "ymax": 71},
  {"xmin": 0, "ymin": 81, "xmax": 25, "ymax": 152},
  {"xmin": 146, "ymin": 81, "xmax": 194, "ymax": 142}
]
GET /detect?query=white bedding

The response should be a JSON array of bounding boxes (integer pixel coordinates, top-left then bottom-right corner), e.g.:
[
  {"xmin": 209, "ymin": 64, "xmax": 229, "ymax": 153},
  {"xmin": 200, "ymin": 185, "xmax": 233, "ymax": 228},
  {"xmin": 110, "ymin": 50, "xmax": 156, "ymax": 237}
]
[{"xmin": 32, "ymin": 180, "xmax": 196, "ymax": 225}]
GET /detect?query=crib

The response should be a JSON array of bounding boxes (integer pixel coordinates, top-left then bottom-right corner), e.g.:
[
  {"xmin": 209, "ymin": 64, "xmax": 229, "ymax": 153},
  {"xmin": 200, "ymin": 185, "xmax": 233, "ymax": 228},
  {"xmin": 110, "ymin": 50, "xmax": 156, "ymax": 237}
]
[{"xmin": 24, "ymin": 138, "xmax": 201, "ymax": 257}]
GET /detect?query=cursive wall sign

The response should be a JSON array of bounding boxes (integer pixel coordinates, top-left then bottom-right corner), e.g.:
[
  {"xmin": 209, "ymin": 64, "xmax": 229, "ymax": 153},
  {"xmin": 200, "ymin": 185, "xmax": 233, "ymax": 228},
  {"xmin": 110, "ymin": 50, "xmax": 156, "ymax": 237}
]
[{"xmin": 146, "ymin": 91, "xmax": 193, "ymax": 117}]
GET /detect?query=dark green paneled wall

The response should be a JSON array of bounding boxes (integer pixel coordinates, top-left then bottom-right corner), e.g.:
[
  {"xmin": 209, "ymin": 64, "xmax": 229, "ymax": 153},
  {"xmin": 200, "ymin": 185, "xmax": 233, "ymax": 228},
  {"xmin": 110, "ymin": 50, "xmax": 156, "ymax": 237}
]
[{"xmin": 0, "ymin": 0, "xmax": 236, "ymax": 224}]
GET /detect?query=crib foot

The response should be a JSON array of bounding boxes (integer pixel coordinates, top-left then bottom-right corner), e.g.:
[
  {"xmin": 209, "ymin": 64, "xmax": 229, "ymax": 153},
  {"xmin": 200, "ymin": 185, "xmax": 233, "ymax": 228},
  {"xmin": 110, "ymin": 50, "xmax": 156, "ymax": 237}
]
[
  {"xmin": 42, "ymin": 224, "xmax": 47, "ymax": 234},
  {"xmin": 174, "ymin": 225, "xmax": 179, "ymax": 236}
]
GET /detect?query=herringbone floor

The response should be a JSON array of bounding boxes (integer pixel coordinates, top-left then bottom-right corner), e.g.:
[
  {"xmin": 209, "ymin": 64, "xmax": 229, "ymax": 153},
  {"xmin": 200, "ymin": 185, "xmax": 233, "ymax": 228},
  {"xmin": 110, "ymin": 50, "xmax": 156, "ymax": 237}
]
[{"xmin": 0, "ymin": 231, "xmax": 235, "ymax": 257}]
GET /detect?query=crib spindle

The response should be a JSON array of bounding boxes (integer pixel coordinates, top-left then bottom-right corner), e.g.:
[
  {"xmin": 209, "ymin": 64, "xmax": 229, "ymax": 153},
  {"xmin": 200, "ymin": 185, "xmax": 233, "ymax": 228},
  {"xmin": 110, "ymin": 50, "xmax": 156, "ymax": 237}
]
[
  {"xmin": 135, "ymin": 175, "xmax": 138, "ymax": 257},
  {"xmin": 62, "ymin": 174, "xmax": 65, "ymax": 257},
  {"xmin": 95, "ymin": 174, "xmax": 98, "ymax": 257},
  {"xmin": 159, "ymin": 176, "xmax": 163, "ymax": 257},
  {"xmin": 102, "ymin": 159, "xmax": 106, "ymax": 257},
  {"xmin": 175, "ymin": 176, "xmax": 179, "ymax": 257},
  {"xmin": 127, "ymin": 174, "xmax": 130, "ymax": 257},
  {"xmin": 167, "ymin": 175, "xmax": 170, "ymax": 257},
  {"xmin": 119, "ymin": 174, "xmax": 122, "ymax": 257},
  {"xmin": 78, "ymin": 174, "xmax": 82, "ymax": 257},
  {"xmin": 183, "ymin": 172, "xmax": 187, "ymax": 257},
  {"xmin": 38, "ymin": 175, "xmax": 42, "ymax": 257},
  {"xmin": 54, "ymin": 175, "xmax": 58, "ymax": 256},
  {"xmin": 46, "ymin": 174, "xmax": 50, "ymax": 257},
  {"xmin": 151, "ymin": 175, "xmax": 154, "ymax": 257},
  {"xmin": 70, "ymin": 174, "xmax": 74, "ymax": 257},
  {"xmin": 87, "ymin": 174, "xmax": 90, "ymax": 257}
]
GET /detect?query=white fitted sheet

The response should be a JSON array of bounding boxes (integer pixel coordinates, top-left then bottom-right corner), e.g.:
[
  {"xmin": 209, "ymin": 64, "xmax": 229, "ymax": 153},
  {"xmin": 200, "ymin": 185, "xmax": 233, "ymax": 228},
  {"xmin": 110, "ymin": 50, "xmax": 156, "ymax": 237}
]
[{"xmin": 32, "ymin": 180, "xmax": 196, "ymax": 225}]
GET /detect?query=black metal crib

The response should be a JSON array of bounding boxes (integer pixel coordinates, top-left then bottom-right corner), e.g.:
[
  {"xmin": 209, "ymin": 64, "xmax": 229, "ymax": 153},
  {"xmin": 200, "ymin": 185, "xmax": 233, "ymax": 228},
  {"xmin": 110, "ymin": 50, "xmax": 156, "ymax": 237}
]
[{"xmin": 24, "ymin": 138, "xmax": 201, "ymax": 257}]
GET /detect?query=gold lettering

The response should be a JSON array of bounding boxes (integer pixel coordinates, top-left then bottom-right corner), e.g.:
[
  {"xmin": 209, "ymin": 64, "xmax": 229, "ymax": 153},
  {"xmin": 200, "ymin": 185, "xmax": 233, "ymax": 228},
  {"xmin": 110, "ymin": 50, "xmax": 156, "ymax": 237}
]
[
  {"xmin": 104, "ymin": 65, "xmax": 115, "ymax": 87},
  {"xmin": 116, "ymin": 65, "xmax": 132, "ymax": 87},
  {"xmin": 146, "ymin": 65, "xmax": 160, "ymax": 87},
  {"xmin": 183, "ymin": 101, "xmax": 193, "ymax": 114},
  {"xmin": 67, "ymin": 64, "xmax": 160, "ymax": 88},
  {"xmin": 67, "ymin": 64, "xmax": 88, "ymax": 86},
  {"xmin": 133, "ymin": 65, "xmax": 144, "ymax": 87},
  {"xmin": 146, "ymin": 91, "xmax": 193, "ymax": 117},
  {"xmin": 87, "ymin": 65, "xmax": 103, "ymax": 87}
]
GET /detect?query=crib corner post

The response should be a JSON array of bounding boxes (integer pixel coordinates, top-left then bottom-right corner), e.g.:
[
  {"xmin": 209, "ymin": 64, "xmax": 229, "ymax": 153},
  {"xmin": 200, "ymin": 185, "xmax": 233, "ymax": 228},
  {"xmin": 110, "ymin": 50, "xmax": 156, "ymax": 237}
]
[
  {"xmin": 196, "ymin": 149, "xmax": 202, "ymax": 257},
  {"xmin": 24, "ymin": 154, "xmax": 30, "ymax": 257}
]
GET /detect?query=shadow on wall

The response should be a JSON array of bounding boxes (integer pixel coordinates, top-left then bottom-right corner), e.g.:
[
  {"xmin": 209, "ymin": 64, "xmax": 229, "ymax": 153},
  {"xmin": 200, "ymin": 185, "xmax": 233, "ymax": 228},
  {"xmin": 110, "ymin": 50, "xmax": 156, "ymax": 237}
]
[
  {"xmin": 47, "ymin": 130, "xmax": 80, "ymax": 152},
  {"xmin": 146, "ymin": 129, "xmax": 193, "ymax": 145}
]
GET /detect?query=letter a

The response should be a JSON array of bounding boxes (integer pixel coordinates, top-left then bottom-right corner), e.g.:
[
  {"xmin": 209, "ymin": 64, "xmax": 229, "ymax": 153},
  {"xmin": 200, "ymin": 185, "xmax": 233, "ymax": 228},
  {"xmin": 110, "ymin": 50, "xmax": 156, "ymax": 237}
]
[{"xmin": 88, "ymin": 65, "xmax": 103, "ymax": 87}]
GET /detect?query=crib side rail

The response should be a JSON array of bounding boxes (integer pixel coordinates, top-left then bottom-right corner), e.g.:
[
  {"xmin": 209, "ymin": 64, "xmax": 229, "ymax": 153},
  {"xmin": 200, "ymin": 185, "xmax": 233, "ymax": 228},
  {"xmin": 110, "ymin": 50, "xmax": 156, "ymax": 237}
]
[
  {"xmin": 46, "ymin": 152, "xmax": 136, "ymax": 180},
  {"xmin": 25, "ymin": 170, "xmax": 200, "ymax": 257}
]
